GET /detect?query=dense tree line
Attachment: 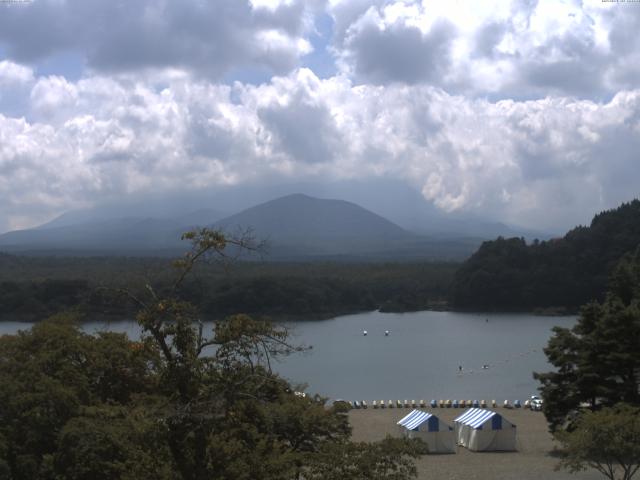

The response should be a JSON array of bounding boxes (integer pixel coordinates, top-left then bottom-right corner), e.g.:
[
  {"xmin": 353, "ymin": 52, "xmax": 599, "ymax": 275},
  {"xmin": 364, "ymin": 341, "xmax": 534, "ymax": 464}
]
[
  {"xmin": 534, "ymin": 247, "xmax": 640, "ymax": 431},
  {"xmin": 0, "ymin": 255, "xmax": 457, "ymax": 321},
  {"xmin": 0, "ymin": 229, "xmax": 426, "ymax": 480},
  {"xmin": 451, "ymin": 200, "xmax": 640, "ymax": 311},
  {"xmin": 534, "ymin": 248, "xmax": 640, "ymax": 479}
]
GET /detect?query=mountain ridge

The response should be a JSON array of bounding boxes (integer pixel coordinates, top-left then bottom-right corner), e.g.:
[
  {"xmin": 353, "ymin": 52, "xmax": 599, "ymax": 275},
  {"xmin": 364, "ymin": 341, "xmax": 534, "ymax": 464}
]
[{"xmin": 0, "ymin": 193, "xmax": 482, "ymax": 260}]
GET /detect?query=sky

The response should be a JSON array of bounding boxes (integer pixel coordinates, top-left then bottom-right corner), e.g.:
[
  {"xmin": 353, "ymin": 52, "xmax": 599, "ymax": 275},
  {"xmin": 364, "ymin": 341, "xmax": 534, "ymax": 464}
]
[{"xmin": 0, "ymin": 0, "xmax": 639, "ymax": 234}]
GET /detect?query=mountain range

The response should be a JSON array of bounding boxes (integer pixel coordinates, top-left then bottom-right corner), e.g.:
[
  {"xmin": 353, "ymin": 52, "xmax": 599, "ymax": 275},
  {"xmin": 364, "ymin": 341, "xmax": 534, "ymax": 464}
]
[{"xmin": 0, "ymin": 194, "xmax": 538, "ymax": 260}]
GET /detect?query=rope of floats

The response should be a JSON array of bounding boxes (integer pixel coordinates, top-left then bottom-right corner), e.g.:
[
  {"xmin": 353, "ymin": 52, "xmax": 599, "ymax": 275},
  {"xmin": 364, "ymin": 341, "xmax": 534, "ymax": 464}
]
[{"xmin": 361, "ymin": 329, "xmax": 540, "ymax": 375}]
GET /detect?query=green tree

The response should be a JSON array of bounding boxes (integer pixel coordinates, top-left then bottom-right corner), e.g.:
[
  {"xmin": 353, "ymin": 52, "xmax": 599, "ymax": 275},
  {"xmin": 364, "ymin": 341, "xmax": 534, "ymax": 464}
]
[
  {"xmin": 0, "ymin": 313, "xmax": 158, "ymax": 480},
  {"xmin": 534, "ymin": 248, "xmax": 640, "ymax": 431},
  {"xmin": 53, "ymin": 404, "xmax": 174, "ymax": 480},
  {"xmin": 124, "ymin": 228, "xmax": 424, "ymax": 480},
  {"xmin": 0, "ymin": 228, "xmax": 425, "ymax": 480},
  {"xmin": 555, "ymin": 404, "xmax": 640, "ymax": 480},
  {"xmin": 305, "ymin": 436, "xmax": 428, "ymax": 480},
  {"xmin": 452, "ymin": 200, "xmax": 640, "ymax": 311},
  {"xmin": 0, "ymin": 229, "xmax": 428, "ymax": 480}
]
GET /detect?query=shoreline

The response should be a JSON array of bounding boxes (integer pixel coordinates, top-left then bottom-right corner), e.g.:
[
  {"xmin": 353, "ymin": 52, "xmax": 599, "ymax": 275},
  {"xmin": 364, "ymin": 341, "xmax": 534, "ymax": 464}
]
[{"xmin": 0, "ymin": 307, "xmax": 578, "ymax": 324}]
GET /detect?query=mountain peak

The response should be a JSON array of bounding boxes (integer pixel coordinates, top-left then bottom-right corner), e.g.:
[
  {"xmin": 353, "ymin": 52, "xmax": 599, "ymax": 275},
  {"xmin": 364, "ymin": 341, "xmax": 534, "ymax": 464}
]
[
  {"xmin": 213, "ymin": 194, "xmax": 417, "ymax": 257},
  {"xmin": 0, "ymin": 194, "xmax": 481, "ymax": 260},
  {"xmin": 278, "ymin": 193, "xmax": 314, "ymax": 200}
]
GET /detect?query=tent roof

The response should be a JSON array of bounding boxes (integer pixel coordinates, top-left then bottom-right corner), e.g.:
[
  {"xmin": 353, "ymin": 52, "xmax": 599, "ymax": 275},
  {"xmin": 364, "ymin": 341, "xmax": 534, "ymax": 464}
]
[
  {"xmin": 397, "ymin": 409, "xmax": 435, "ymax": 430},
  {"xmin": 454, "ymin": 408, "xmax": 500, "ymax": 429}
]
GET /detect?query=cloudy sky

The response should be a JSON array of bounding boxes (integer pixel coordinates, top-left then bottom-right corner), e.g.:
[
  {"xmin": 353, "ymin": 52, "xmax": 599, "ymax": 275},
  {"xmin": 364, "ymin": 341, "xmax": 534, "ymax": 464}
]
[{"xmin": 0, "ymin": 0, "xmax": 639, "ymax": 234}]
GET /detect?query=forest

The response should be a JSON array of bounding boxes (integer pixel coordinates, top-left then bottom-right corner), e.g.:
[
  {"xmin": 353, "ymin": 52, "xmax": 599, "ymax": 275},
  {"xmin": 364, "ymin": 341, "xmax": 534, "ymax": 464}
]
[
  {"xmin": 535, "ymin": 247, "xmax": 640, "ymax": 480},
  {"xmin": 0, "ymin": 230, "xmax": 427, "ymax": 480},
  {"xmin": 0, "ymin": 254, "xmax": 457, "ymax": 322},
  {"xmin": 3, "ymin": 199, "xmax": 640, "ymax": 321},
  {"xmin": 450, "ymin": 200, "xmax": 640, "ymax": 311}
]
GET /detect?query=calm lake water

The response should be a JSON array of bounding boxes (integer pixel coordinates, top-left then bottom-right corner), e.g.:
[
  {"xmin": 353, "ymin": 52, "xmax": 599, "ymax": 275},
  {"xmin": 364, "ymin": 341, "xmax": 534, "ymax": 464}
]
[{"xmin": 0, "ymin": 310, "xmax": 575, "ymax": 403}]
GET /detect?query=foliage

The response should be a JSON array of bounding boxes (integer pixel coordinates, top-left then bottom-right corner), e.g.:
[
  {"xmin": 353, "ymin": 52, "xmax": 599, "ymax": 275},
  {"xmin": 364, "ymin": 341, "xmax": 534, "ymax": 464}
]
[
  {"xmin": 534, "ymin": 248, "xmax": 640, "ymax": 431},
  {"xmin": 53, "ymin": 404, "xmax": 174, "ymax": 480},
  {"xmin": 451, "ymin": 199, "xmax": 640, "ymax": 310},
  {"xmin": 305, "ymin": 436, "xmax": 428, "ymax": 480},
  {"xmin": 0, "ymin": 255, "xmax": 457, "ymax": 321},
  {"xmin": 0, "ymin": 314, "xmax": 159, "ymax": 479},
  {"xmin": 0, "ymin": 229, "xmax": 425, "ymax": 480},
  {"xmin": 555, "ymin": 404, "xmax": 640, "ymax": 480}
]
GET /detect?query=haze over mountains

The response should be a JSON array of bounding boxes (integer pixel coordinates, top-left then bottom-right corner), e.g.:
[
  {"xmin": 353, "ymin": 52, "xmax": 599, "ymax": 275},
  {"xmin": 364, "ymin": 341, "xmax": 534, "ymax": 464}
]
[{"xmin": 0, "ymin": 193, "xmax": 547, "ymax": 260}]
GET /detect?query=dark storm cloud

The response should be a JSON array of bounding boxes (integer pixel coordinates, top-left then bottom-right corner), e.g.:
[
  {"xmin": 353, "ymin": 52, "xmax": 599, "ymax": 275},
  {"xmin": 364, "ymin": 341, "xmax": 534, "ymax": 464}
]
[
  {"xmin": 0, "ymin": 0, "xmax": 313, "ymax": 78},
  {"xmin": 473, "ymin": 21, "xmax": 509, "ymax": 59},
  {"xmin": 327, "ymin": 0, "xmax": 640, "ymax": 99},
  {"xmin": 514, "ymin": 28, "xmax": 608, "ymax": 98},
  {"xmin": 607, "ymin": 7, "xmax": 640, "ymax": 55},
  {"xmin": 510, "ymin": 4, "xmax": 640, "ymax": 98},
  {"xmin": 259, "ymin": 96, "xmax": 340, "ymax": 164},
  {"xmin": 520, "ymin": 58, "xmax": 606, "ymax": 98},
  {"xmin": 187, "ymin": 118, "xmax": 234, "ymax": 161},
  {"xmin": 344, "ymin": 19, "xmax": 456, "ymax": 85},
  {"xmin": 328, "ymin": 0, "xmax": 388, "ymax": 46}
]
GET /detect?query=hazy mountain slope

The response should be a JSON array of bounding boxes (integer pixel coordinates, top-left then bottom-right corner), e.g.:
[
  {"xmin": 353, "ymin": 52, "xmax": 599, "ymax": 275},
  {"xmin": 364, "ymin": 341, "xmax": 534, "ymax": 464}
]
[
  {"xmin": 0, "ymin": 209, "xmax": 224, "ymax": 255},
  {"xmin": 0, "ymin": 218, "xmax": 183, "ymax": 253},
  {"xmin": 243, "ymin": 179, "xmax": 553, "ymax": 240},
  {"xmin": 214, "ymin": 194, "xmax": 421, "ymax": 256},
  {"xmin": 36, "ymin": 207, "xmax": 223, "ymax": 231},
  {"xmin": 0, "ymin": 194, "xmax": 482, "ymax": 259}
]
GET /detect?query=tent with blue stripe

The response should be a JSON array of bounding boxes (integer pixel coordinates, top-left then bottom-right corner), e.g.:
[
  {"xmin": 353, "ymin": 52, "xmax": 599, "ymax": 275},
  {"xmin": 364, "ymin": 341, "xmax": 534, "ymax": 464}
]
[
  {"xmin": 453, "ymin": 408, "xmax": 516, "ymax": 451},
  {"xmin": 397, "ymin": 410, "xmax": 455, "ymax": 453}
]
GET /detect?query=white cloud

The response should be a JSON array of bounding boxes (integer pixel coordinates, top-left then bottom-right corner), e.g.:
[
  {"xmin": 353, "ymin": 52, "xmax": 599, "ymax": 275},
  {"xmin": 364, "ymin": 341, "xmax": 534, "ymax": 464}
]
[
  {"xmin": 1, "ymin": 1, "xmax": 639, "ymax": 234},
  {"xmin": 0, "ymin": 66, "xmax": 639, "ymax": 232},
  {"xmin": 30, "ymin": 75, "xmax": 79, "ymax": 120},
  {"xmin": 0, "ymin": 61, "xmax": 34, "ymax": 86},
  {"xmin": 0, "ymin": 61, "xmax": 35, "ymax": 119},
  {"xmin": 329, "ymin": 0, "xmax": 640, "ymax": 97}
]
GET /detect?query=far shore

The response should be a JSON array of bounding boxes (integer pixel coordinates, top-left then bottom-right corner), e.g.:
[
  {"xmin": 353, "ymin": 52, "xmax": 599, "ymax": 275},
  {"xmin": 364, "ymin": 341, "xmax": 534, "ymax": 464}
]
[
  {"xmin": 349, "ymin": 407, "xmax": 601, "ymax": 480},
  {"xmin": 0, "ymin": 306, "xmax": 579, "ymax": 325}
]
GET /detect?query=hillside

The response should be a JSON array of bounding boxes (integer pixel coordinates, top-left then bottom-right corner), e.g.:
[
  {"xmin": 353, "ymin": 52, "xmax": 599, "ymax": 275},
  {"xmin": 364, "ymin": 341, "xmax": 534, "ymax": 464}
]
[
  {"xmin": 214, "ymin": 193, "xmax": 416, "ymax": 256},
  {"xmin": 0, "ymin": 210, "xmax": 224, "ymax": 256},
  {"xmin": 0, "ymin": 218, "xmax": 189, "ymax": 255},
  {"xmin": 214, "ymin": 194, "xmax": 484, "ymax": 260},
  {"xmin": 0, "ymin": 194, "xmax": 482, "ymax": 260},
  {"xmin": 450, "ymin": 199, "xmax": 640, "ymax": 311}
]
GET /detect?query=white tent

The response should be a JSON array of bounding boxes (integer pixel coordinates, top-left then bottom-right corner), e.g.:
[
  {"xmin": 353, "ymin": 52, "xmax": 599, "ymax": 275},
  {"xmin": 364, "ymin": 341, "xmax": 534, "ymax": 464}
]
[
  {"xmin": 453, "ymin": 408, "xmax": 516, "ymax": 452},
  {"xmin": 397, "ymin": 409, "xmax": 455, "ymax": 453}
]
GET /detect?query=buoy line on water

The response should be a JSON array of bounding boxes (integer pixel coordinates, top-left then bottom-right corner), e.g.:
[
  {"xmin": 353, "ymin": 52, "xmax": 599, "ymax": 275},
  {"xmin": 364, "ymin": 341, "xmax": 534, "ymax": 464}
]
[
  {"xmin": 456, "ymin": 347, "xmax": 540, "ymax": 376},
  {"xmin": 358, "ymin": 331, "xmax": 540, "ymax": 376}
]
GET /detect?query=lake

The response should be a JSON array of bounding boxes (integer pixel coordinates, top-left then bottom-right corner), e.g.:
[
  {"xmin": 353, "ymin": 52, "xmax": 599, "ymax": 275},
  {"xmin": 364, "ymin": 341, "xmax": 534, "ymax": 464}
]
[{"xmin": 0, "ymin": 310, "xmax": 575, "ymax": 403}]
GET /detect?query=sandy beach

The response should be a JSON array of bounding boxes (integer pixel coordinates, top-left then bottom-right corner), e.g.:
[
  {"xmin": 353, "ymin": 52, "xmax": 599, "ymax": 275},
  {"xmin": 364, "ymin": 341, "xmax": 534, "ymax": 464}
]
[{"xmin": 349, "ymin": 407, "xmax": 602, "ymax": 480}]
